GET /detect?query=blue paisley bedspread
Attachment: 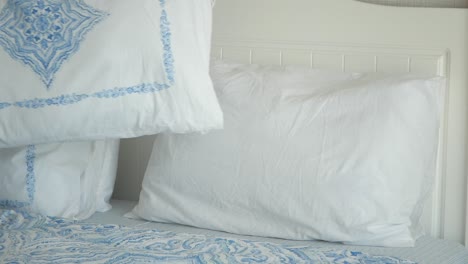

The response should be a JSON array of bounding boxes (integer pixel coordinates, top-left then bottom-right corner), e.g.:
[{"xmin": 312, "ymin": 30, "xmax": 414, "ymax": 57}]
[{"xmin": 0, "ymin": 210, "xmax": 417, "ymax": 264}]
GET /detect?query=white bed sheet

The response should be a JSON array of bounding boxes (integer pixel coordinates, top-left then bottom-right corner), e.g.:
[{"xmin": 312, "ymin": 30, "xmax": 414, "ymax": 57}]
[{"xmin": 85, "ymin": 200, "xmax": 468, "ymax": 264}]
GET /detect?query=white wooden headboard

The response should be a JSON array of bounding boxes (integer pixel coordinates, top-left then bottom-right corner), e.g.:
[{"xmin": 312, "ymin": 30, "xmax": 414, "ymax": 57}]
[
  {"xmin": 114, "ymin": 0, "xmax": 468, "ymax": 245},
  {"xmin": 211, "ymin": 41, "xmax": 447, "ymax": 76}
]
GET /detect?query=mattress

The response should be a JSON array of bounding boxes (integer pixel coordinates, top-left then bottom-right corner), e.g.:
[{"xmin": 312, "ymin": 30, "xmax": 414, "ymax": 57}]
[{"xmin": 84, "ymin": 200, "xmax": 468, "ymax": 264}]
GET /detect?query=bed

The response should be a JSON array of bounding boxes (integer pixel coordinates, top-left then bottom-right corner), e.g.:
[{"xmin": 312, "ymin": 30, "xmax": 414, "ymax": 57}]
[
  {"xmin": 88, "ymin": 200, "xmax": 468, "ymax": 264},
  {"xmin": 113, "ymin": 0, "xmax": 468, "ymax": 262},
  {"xmin": 2, "ymin": 0, "xmax": 468, "ymax": 263},
  {"xmin": 2, "ymin": 200, "xmax": 467, "ymax": 263}
]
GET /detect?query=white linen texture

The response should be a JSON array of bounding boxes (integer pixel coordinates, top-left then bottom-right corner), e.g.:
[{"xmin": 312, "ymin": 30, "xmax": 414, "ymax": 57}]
[
  {"xmin": 0, "ymin": 0, "xmax": 222, "ymax": 147},
  {"xmin": 81, "ymin": 140, "xmax": 120, "ymax": 216},
  {"xmin": 130, "ymin": 62, "xmax": 443, "ymax": 247},
  {"xmin": 0, "ymin": 140, "xmax": 120, "ymax": 220}
]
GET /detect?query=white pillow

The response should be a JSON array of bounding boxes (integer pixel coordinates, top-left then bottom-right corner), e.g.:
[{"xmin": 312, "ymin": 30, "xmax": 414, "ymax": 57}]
[
  {"xmin": 0, "ymin": 0, "xmax": 222, "ymax": 147},
  {"xmin": 0, "ymin": 143, "xmax": 87, "ymax": 218},
  {"xmin": 95, "ymin": 140, "xmax": 120, "ymax": 212},
  {"xmin": 0, "ymin": 140, "xmax": 119, "ymax": 219},
  {"xmin": 130, "ymin": 63, "xmax": 442, "ymax": 247},
  {"xmin": 80, "ymin": 139, "xmax": 120, "ymax": 218}
]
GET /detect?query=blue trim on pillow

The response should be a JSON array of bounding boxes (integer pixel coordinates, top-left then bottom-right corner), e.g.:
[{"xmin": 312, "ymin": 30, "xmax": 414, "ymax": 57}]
[
  {"xmin": 12, "ymin": 82, "xmax": 171, "ymax": 109},
  {"xmin": 160, "ymin": 6, "xmax": 175, "ymax": 84},
  {"xmin": 0, "ymin": 145, "xmax": 36, "ymax": 209},
  {"xmin": 25, "ymin": 145, "xmax": 36, "ymax": 203},
  {"xmin": 0, "ymin": 103, "xmax": 11, "ymax": 110},
  {"xmin": 0, "ymin": 0, "xmax": 175, "ymax": 109}
]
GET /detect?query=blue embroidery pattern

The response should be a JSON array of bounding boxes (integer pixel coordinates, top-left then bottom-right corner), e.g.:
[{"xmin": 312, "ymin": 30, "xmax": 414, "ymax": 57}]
[
  {"xmin": 25, "ymin": 145, "xmax": 36, "ymax": 203},
  {"xmin": 0, "ymin": 0, "xmax": 175, "ymax": 110},
  {"xmin": 0, "ymin": 103, "xmax": 11, "ymax": 110},
  {"xmin": 0, "ymin": 0, "xmax": 107, "ymax": 88},
  {"xmin": 10, "ymin": 82, "xmax": 170, "ymax": 109},
  {"xmin": 0, "ymin": 145, "xmax": 36, "ymax": 209},
  {"xmin": 160, "ymin": 3, "xmax": 175, "ymax": 84},
  {"xmin": 0, "ymin": 209, "xmax": 417, "ymax": 264}
]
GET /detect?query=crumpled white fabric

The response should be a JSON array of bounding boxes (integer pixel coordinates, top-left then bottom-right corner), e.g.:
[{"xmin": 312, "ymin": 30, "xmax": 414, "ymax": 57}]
[{"xmin": 131, "ymin": 62, "xmax": 443, "ymax": 247}]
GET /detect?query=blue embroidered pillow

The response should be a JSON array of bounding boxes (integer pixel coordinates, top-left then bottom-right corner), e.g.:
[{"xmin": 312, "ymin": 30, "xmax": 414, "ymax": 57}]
[
  {"xmin": 0, "ymin": 143, "xmax": 85, "ymax": 217},
  {"xmin": 0, "ymin": 140, "xmax": 119, "ymax": 219},
  {"xmin": 0, "ymin": 0, "xmax": 222, "ymax": 147}
]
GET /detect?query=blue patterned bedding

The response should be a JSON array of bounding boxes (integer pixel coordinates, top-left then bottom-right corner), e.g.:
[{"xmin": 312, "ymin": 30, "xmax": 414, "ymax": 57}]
[{"xmin": 0, "ymin": 210, "xmax": 416, "ymax": 263}]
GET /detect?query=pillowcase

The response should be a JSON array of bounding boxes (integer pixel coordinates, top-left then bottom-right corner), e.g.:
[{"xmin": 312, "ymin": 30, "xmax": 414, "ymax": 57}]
[
  {"xmin": 94, "ymin": 140, "xmax": 120, "ymax": 213},
  {"xmin": 0, "ymin": 139, "xmax": 120, "ymax": 219},
  {"xmin": 130, "ymin": 63, "xmax": 443, "ymax": 247},
  {"xmin": 0, "ymin": 0, "xmax": 222, "ymax": 147},
  {"xmin": 80, "ymin": 139, "xmax": 120, "ymax": 217}
]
